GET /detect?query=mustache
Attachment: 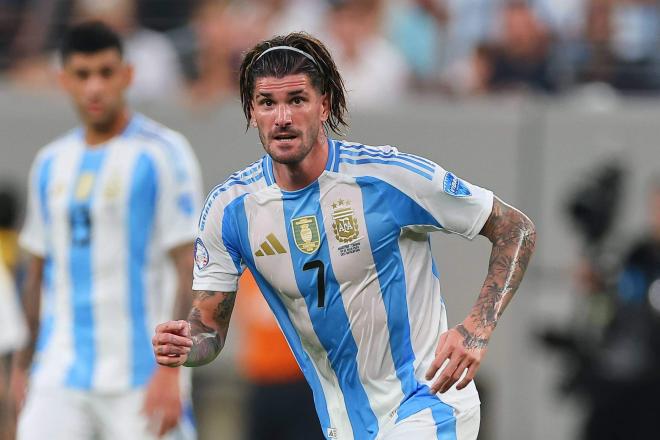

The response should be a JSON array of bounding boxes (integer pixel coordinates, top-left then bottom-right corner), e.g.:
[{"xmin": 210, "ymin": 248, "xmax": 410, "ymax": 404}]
[{"xmin": 271, "ymin": 128, "xmax": 300, "ymax": 138}]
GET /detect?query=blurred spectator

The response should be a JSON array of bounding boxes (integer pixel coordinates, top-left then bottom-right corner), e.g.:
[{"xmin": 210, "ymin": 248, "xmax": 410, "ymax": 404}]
[
  {"xmin": 386, "ymin": 0, "xmax": 449, "ymax": 89},
  {"xmin": 487, "ymin": 1, "xmax": 557, "ymax": 93},
  {"xmin": 534, "ymin": 0, "xmax": 588, "ymax": 39},
  {"xmin": 443, "ymin": 1, "xmax": 556, "ymax": 95},
  {"xmin": 241, "ymin": 0, "xmax": 327, "ymax": 38},
  {"xmin": 181, "ymin": 0, "xmax": 239, "ymax": 106},
  {"xmin": 577, "ymin": 0, "xmax": 660, "ymax": 92},
  {"xmin": 233, "ymin": 271, "xmax": 323, "ymax": 440},
  {"xmin": 324, "ymin": 0, "xmax": 410, "ymax": 109},
  {"xmin": 441, "ymin": 42, "xmax": 497, "ymax": 96},
  {"xmin": 137, "ymin": 0, "xmax": 193, "ymax": 33},
  {"xmin": 444, "ymin": 0, "xmax": 502, "ymax": 68},
  {"xmin": 0, "ymin": 0, "xmax": 30, "ymax": 70}
]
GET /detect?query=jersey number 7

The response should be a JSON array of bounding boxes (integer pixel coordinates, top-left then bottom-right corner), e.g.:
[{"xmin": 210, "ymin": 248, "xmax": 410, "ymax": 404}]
[{"xmin": 302, "ymin": 260, "xmax": 325, "ymax": 308}]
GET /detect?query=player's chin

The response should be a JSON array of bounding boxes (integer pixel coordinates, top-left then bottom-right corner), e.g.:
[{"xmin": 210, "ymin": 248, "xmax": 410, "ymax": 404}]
[{"xmin": 269, "ymin": 143, "xmax": 308, "ymax": 164}]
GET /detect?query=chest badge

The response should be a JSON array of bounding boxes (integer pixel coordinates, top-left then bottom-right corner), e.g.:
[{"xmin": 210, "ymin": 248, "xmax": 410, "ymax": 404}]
[
  {"xmin": 74, "ymin": 173, "xmax": 95, "ymax": 201},
  {"xmin": 332, "ymin": 199, "xmax": 359, "ymax": 243},
  {"xmin": 104, "ymin": 174, "xmax": 121, "ymax": 199},
  {"xmin": 291, "ymin": 215, "xmax": 320, "ymax": 254}
]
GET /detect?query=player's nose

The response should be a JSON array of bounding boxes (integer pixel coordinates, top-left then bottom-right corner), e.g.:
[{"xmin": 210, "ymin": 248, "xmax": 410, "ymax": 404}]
[{"xmin": 274, "ymin": 103, "xmax": 292, "ymax": 127}]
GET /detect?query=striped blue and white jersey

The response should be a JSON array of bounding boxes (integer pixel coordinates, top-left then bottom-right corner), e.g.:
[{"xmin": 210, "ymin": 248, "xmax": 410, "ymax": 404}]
[
  {"xmin": 20, "ymin": 113, "xmax": 203, "ymax": 392},
  {"xmin": 193, "ymin": 140, "xmax": 493, "ymax": 440}
]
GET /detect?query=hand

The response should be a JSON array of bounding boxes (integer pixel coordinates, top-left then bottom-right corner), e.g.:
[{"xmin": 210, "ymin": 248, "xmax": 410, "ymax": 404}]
[
  {"xmin": 425, "ymin": 323, "xmax": 488, "ymax": 394},
  {"xmin": 143, "ymin": 367, "xmax": 182, "ymax": 438},
  {"xmin": 152, "ymin": 320, "xmax": 193, "ymax": 367}
]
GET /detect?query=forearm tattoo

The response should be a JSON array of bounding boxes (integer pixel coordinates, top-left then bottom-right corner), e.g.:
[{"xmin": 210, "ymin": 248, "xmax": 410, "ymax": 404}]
[
  {"xmin": 464, "ymin": 198, "xmax": 536, "ymax": 347},
  {"xmin": 184, "ymin": 290, "xmax": 236, "ymax": 367},
  {"xmin": 455, "ymin": 324, "xmax": 489, "ymax": 349}
]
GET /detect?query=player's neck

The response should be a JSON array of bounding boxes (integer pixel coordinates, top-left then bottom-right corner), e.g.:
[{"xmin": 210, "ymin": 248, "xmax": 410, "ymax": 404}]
[
  {"xmin": 273, "ymin": 135, "xmax": 328, "ymax": 191},
  {"xmin": 84, "ymin": 109, "xmax": 131, "ymax": 147}
]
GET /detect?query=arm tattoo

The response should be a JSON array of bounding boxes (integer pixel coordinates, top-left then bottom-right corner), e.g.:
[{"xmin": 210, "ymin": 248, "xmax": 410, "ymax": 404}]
[
  {"xmin": 184, "ymin": 290, "xmax": 236, "ymax": 367},
  {"xmin": 455, "ymin": 324, "xmax": 489, "ymax": 349},
  {"xmin": 465, "ymin": 197, "xmax": 536, "ymax": 345}
]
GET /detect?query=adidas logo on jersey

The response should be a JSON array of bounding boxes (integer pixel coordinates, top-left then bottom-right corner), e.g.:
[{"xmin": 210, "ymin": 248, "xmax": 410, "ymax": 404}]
[{"xmin": 254, "ymin": 233, "xmax": 287, "ymax": 257}]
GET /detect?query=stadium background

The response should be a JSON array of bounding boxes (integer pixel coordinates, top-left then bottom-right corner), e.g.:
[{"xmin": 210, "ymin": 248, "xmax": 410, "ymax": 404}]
[{"xmin": 1, "ymin": 1, "xmax": 659, "ymax": 439}]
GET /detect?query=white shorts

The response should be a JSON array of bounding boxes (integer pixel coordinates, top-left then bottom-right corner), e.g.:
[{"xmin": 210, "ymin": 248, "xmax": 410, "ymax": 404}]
[
  {"xmin": 381, "ymin": 405, "xmax": 480, "ymax": 440},
  {"xmin": 18, "ymin": 387, "xmax": 196, "ymax": 440}
]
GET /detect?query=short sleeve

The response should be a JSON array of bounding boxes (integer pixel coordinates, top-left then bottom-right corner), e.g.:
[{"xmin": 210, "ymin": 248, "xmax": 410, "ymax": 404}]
[
  {"xmin": 344, "ymin": 145, "xmax": 494, "ymax": 239},
  {"xmin": 19, "ymin": 154, "xmax": 50, "ymax": 257},
  {"xmin": 421, "ymin": 164, "xmax": 494, "ymax": 239},
  {"xmin": 156, "ymin": 134, "xmax": 204, "ymax": 251},
  {"xmin": 192, "ymin": 194, "xmax": 245, "ymax": 293}
]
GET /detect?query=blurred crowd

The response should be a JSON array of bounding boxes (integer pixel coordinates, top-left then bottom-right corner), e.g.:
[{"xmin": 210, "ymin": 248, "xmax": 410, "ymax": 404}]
[{"xmin": 0, "ymin": 0, "xmax": 659, "ymax": 108}]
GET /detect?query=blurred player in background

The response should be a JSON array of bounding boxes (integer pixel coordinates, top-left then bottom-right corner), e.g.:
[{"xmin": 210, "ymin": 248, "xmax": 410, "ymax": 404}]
[
  {"xmin": 10, "ymin": 21, "xmax": 202, "ymax": 440},
  {"xmin": 233, "ymin": 271, "xmax": 323, "ymax": 440},
  {"xmin": 153, "ymin": 32, "xmax": 536, "ymax": 439}
]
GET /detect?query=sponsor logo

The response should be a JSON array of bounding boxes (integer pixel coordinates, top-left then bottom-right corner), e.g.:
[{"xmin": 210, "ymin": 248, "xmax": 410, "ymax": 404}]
[
  {"xmin": 194, "ymin": 238, "xmax": 209, "ymax": 270},
  {"xmin": 327, "ymin": 428, "xmax": 337, "ymax": 439},
  {"xmin": 442, "ymin": 172, "xmax": 471, "ymax": 197},
  {"xmin": 291, "ymin": 215, "xmax": 320, "ymax": 254},
  {"xmin": 254, "ymin": 233, "xmax": 287, "ymax": 257}
]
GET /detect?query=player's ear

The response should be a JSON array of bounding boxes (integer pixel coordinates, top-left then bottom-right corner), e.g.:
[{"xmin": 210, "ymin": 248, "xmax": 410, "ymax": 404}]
[
  {"xmin": 320, "ymin": 93, "xmax": 329, "ymax": 123},
  {"xmin": 122, "ymin": 63, "xmax": 134, "ymax": 88},
  {"xmin": 250, "ymin": 117, "xmax": 257, "ymax": 128}
]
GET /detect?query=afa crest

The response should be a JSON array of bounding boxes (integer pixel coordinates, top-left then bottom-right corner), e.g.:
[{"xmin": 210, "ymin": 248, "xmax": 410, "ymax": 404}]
[
  {"xmin": 291, "ymin": 215, "xmax": 320, "ymax": 254},
  {"xmin": 331, "ymin": 199, "xmax": 359, "ymax": 243}
]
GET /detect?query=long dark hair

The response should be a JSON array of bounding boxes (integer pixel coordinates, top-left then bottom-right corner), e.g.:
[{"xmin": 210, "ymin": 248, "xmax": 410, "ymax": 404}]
[{"xmin": 239, "ymin": 32, "xmax": 348, "ymax": 135}]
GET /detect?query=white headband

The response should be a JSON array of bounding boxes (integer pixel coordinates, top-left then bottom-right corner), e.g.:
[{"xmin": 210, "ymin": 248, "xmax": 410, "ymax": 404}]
[{"xmin": 254, "ymin": 45, "xmax": 320, "ymax": 69}]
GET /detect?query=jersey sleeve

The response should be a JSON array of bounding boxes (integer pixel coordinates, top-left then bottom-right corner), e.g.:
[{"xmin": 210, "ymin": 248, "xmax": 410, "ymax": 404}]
[
  {"xmin": 156, "ymin": 133, "xmax": 204, "ymax": 251},
  {"xmin": 352, "ymin": 146, "xmax": 494, "ymax": 239},
  {"xmin": 19, "ymin": 153, "xmax": 49, "ymax": 257},
  {"xmin": 420, "ymin": 163, "xmax": 494, "ymax": 239},
  {"xmin": 192, "ymin": 194, "xmax": 245, "ymax": 293}
]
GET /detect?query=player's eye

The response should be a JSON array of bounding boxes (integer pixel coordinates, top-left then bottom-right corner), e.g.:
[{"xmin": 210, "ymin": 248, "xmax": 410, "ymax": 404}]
[
  {"xmin": 100, "ymin": 67, "xmax": 114, "ymax": 78},
  {"xmin": 292, "ymin": 97, "xmax": 303, "ymax": 105},
  {"xmin": 263, "ymin": 99, "xmax": 274, "ymax": 107},
  {"xmin": 75, "ymin": 70, "xmax": 90, "ymax": 80}
]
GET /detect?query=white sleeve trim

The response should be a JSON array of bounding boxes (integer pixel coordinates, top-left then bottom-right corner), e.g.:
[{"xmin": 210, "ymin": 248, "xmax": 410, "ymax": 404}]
[{"xmin": 192, "ymin": 279, "xmax": 239, "ymax": 293}]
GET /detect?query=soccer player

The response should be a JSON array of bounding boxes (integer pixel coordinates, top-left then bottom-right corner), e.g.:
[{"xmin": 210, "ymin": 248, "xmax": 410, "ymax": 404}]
[
  {"xmin": 11, "ymin": 22, "xmax": 202, "ymax": 440},
  {"xmin": 153, "ymin": 33, "xmax": 536, "ymax": 440}
]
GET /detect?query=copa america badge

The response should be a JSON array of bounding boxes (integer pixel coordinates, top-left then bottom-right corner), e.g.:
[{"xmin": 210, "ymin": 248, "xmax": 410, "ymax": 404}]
[{"xmin": 194, "ymin": 238, "xmax": 209, "ymax": 270}]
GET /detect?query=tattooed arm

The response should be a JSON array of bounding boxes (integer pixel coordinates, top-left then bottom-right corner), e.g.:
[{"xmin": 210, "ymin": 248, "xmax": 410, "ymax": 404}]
[
  {"xmin": 152, "ymin": 290, "xmax": 237, "ymax": 368},
  {"xmin": 425, "ymin": 196, "xmax": 536, "ymax": 393}
]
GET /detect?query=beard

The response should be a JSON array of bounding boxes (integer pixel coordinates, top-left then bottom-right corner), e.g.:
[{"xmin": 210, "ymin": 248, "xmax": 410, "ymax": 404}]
[{"xmin": 261, "ymin": 127, "xmax": 316, "ymax": 165}]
